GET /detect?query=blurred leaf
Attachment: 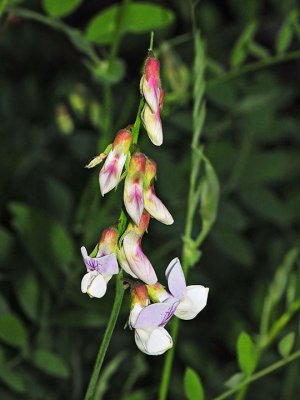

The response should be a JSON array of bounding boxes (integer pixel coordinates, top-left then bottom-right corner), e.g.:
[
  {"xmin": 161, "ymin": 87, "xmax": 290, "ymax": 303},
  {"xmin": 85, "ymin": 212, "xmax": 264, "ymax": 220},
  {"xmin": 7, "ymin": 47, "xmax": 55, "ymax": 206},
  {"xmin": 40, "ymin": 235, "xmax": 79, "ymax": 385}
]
[
  {"xmin": 95, "ymin": 352, "xmax": 127, "ymax": 399},
  {"xmin": 51, "ymin": 309, "xmax": 106, "ymax": 328},
  {"xmin": 9, "ymin": 203, "xmax": 75, "ymax": 288},
  {"xmin": 184, "ymin": 367, "xmax": 204, "ymax": 400},
  {"xmin": 85, "ymin": 3, "xmax": 174, "ymax": 44},
  {"xmin": 248, "ymin": 42, "xmax": 270, "ymax": 59},
  {"xmin": 224, "ymin": 372, "xmax": 244, "ymax": 388},
  {"xmin": 183, "ymin": 238, "xmax": 201, "ymax": 268},
  {"xmin": 230, "ymin": 21, "xmax": 258, "ymax": 67},
  {"xmin": 217, "ymin": 200, "xmax": 248, "ymax": 232},
  {"xmin": 0, "ymin": 296, "xmax": 9, "ymax": 314},
  {"xmin": 276, "ymin": 9, "xmax": 299, "ymax": 53},
  {"xmin": 15, "ymin": 271, "xmax": 40, "ymax": 321},
  {"xmin": 212, "ymin": 229, "xmax": 253, "ymax": 266},
  {"xmin": 42, "ymin": 0, "xmax": 82, "ymax": 18},
  {"xmin": 237, "ymin": 332, "xmax": 257, "ymax": 375},
  {"xmin": 278, "ymin": 332, "xmax": 295, "ymax": 358},
  {"xmin": 31, "ymin": 349, "xmax": 70, "ymax": 378},
  {"xmin": 0, "ymin": 313, "xmax": 28, "ymax": 349},
  {"xmin": 88, "ymin": 58, "xmax": 125, "ymax": 84},
  {"xmin": 240, "ymin": 186, "xmax": 291, "ymax": 226},
  {"xmin": 198, "ymin": 155, "xmax": 220, "ymax": 244},
  {"xmin": 0, "ymin": 227, "xmax": 13, "ymax": 263},
  {"xmin": 0, "ymin": 368, "xmax": 26, "ymax": 394}
]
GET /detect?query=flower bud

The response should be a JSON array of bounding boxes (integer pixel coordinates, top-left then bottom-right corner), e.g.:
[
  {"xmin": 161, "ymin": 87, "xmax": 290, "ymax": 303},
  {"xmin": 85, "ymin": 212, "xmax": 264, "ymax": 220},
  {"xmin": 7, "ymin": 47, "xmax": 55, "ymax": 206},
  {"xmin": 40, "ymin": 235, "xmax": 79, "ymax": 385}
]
[
  {"xmin": 99, "ymin": 129, "xmax": 132, "ymax": 196},
  {"xmin": 140, "ymin": 53, "xmax": 162, "ymax": 114},
  {"xmin": 124, "ymin": 152, "xmax": 146, "ymax": 225},
  {"xmin": 141, "ymin": 104, "xmax": 163, "ymax": 146},
  {"xmin": 97, "ymin": 226, "xmax": 118, "ymax": 256}
]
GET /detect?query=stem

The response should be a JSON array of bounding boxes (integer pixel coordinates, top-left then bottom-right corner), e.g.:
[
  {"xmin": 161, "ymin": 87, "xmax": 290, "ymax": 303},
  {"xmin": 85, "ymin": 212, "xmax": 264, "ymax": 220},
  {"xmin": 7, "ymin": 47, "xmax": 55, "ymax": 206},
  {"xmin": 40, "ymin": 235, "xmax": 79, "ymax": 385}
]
[
  {"xmin": 213, "ymin": 349, "xmax": 300, "ymax": 400},
  {"xmin": 149, "ymin": 31, "xmax": 154, "ymax": 51},
  {"xmin": 207, "ymin": 50, "xmax": 300, "ymax": 88},
  {"xmin": 84, "ymin": 273, "xmax": 124, "ymax": 400}
]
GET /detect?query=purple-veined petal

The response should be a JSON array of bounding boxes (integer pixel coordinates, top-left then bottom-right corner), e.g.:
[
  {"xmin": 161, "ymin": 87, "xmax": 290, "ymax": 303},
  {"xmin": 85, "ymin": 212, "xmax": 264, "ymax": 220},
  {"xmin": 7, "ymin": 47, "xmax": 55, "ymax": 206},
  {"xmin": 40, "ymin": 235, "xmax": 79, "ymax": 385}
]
[
  {"xmin": 135, "ymin": 327, "xmax": 173, "ymax": 356},
  {"xmin": 132, "ymin": 299, "xmax": 178, "ymax": 329},
  {"xmin": 142, "ymin": 104, "xmax": 163, "ymax": 146},
  {"xmin": 144, "ymin": 186, "xmax": 174, "ymax": 225},
  {"xmin": 123, "ymin": 231, "xmax": 157, "ymax": 284},
  {"xmin": 124, "ymin": 178, "xmax": 144, "ymax": 226},
  {"xmin": 175, "ymin": 285, "xmax": 209, "ymax": 320},
  {"xmin": 165, "ymin": 258, "xmax": 187, "ymax": 300},
  {"xmin": 81, "ymin": 247, "xmax": 118, "ymax": 276},
  {"xmin": 99, "ymin": 149, "xmax": 127, "ymax": 196}
]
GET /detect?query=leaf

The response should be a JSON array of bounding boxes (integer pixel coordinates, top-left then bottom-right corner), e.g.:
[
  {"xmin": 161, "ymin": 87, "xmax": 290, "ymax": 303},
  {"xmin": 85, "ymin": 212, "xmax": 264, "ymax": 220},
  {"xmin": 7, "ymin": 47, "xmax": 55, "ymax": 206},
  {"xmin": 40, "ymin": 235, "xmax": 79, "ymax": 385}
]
[
  {"xmin": 9, "ymin": 203, "xmax": 75, "ymax": 289},
  {"xmin": 230, "ymin": 21, "xmax": 258, "ymax": 67},
  {"xmin": 184, "ymin": 367, "xmax": 204, "ymax": 400},
  {"xmin": 31, "ymin": 349, "xmax": 70, "ymax": 378},
  {"xmin": 42, "ymin": 0, "xmax": 82, "ymax": 18},
  {"xmin": 0, "ymin": 313, "xmax": 28, "ymax": 349},
  {"xmin": 85, "ymin": 3, "xmax": 174, "ymax": 44},
  {"xmin": 224, "ymin": 372, "xmax": 245, "ymax": 389},
  {"xmin": 278, "ymin": 332, "xmax": 295, "ymax": 358},
  {"xmin": 0, "ymin": 227, "xmax": 13, "ymax": 263},
  {"xmin": 0, "ymin": 369, "xmax": 26, "ymax": 394},
  {"xmin": 198, "ymin": 155, "xmax": 220, "ymax": 244},
  {"xmin": 276, "ymin": 10, "xmax": 299, "ymax": 54},
  {"xmin": 237, "ymin": 332, "xmax": 257, "ymax": 375},
  {"xmin": 15, "ymin": 271, "xmax": 40, "ymax": 321}
]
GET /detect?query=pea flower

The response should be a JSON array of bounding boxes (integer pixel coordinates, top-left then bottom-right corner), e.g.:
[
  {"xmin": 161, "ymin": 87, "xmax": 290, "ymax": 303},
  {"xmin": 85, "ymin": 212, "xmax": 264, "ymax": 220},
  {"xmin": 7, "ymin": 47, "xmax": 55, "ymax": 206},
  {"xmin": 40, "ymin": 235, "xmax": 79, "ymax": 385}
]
[
  {"xmin": 119, "ymin": 211, "xmax": 157, "ymax": 284},
  {"xmin": 124, "ymin": 152, "xmax": 146, "ymax": 226},
  {"xmin": 99, "ymin": 128, "xmax": 132, "ymax": 196},
  {"xmin": 129, "ymin": 284, "xmax": 178, "ymax": 356},
  {"xmin": 81, "ymin": 227, "xmax": 119, "ymax": 298},
  {"xmin": 140, "ymin": 53, "xmax": 164, "ymax": 146},
  {"xmin": 165, "ymin": 258, "xmax": 209, "ymax": 320},
  {"xmin": 143, "ymin": 157, "xmax": 173, "ymax": 225}
]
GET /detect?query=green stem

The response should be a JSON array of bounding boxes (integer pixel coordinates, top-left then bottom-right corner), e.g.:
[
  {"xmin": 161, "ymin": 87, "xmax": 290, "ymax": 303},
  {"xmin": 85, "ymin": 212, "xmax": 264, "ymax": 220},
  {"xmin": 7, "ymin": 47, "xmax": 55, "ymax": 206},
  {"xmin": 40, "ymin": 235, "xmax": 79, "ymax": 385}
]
[
  {"xmin": 132, "ymin": 98, "xmax": 145, "ymax": 145},
  {"xmin": 84, "ymin": 273, "xmax": 124, "ymax": 400},
  {"xmin": 208, "ymin": 50, "xmax": 300, "ymax": 88},
  {"xmin": 213, "ymin": 349, "xmax": 300, "ymax": 400}
]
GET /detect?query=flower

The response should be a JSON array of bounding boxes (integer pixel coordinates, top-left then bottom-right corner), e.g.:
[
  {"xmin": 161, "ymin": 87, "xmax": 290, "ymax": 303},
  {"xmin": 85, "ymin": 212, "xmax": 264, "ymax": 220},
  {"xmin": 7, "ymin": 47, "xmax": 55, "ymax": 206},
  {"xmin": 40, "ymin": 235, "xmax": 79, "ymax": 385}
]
[
  {"xmin": 143, "ymin": 157, "xmax": 173, "ymax": 225},
  {"xmin": 165, "ymin": 258, "xmax": 209, "ymax": 320},
  {"xmin": 140, "ymin": 53, "xmax": 164, "ymax": 146},
  {"xmin": 141, "ymin": 104, "xmax": 163, "ymax": 146},
  {"xmin": 129, "ymin": 285, "xmax": 178, "ymax": 355},
  {"xmin": 99, "ymin": 129, "xmax": 132, "ymax": 196},
  {"xmin": 123, "ymin": 152, "xmax": 146, "ymax": 225},
  {"xmin": 80, "ymin": 226, "xmax": 119, "ymax": 298},
  {"xmin": 140, "ymin": 53, "xmax": 162, "ymax": 114}
]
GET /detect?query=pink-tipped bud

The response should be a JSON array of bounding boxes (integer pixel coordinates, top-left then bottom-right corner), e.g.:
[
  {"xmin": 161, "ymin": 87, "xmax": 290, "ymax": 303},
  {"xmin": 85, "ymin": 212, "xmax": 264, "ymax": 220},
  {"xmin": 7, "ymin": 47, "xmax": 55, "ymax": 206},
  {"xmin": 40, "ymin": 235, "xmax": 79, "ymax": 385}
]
[
  {"xmin": 140, "ymin": 53, "xmax": 162, "ymax": 114},
  {"xmin": 131, "ymin": 283, "xmax": 149, "ymax": 308},
  {"xmin": 144, "ymin": 157, "xmax": 157, "ymax": 189},
  {"xmin": 124, "ymin": 152, "xmax": 146, "ymax": 226},
  {"xmin": 97, "ymin": 226, "xmax": 118, "ymax": 256},
  {"xmin": 99, "ymin": 129, "xmax": 132, "ymax": 196}
]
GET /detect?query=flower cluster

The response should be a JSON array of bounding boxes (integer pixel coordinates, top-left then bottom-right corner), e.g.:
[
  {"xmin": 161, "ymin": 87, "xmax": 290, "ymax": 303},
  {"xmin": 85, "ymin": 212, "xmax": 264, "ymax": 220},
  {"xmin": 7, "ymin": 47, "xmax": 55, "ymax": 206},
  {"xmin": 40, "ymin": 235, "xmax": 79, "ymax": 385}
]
[{"xmin": 80, "ymin": 51, "xmax": 209, "ymax": 355}]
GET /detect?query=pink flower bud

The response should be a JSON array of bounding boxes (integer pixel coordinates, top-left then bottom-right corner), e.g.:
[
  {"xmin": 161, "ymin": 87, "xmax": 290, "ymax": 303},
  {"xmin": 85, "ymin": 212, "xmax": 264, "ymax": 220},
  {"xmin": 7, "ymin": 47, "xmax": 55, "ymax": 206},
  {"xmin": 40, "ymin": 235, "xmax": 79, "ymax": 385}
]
[
  {"xmin": 99, "ymin": 129, "xmax": 132, "ymax": 196},
  {"xmin": 124, "ymin": 152, "xmax": 146, "ymax": 226},
  {"xmin": 97, "ymin": 226, "xmax": 118, "ymax": 256},
  {"xmin": 140, "ymin": 53, "xmax": 163, "ymax": 114}
]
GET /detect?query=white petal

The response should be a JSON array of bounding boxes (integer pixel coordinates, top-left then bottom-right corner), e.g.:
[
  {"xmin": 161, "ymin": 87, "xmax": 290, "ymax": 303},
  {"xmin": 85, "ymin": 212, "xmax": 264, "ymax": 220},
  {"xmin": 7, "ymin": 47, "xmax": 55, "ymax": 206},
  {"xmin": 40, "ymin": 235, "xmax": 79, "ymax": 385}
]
[
  {"xmin": 118, "ymin": 246, "xmax": 138, "ymax": 278},
  {"xmin": 142, "ymin": 105, "xmax": 163, "ymax": 146},
  {"xmin": 174, "ymin": 285, "xmax": 209, "ymax": 320},
  {"xmin": 81, "ymin": 272, "xmax": 94, "ymax": 293},
  {"xmin": 129, "ymin": 303, "xmax": 144, "ymax": 328},
  {"xmin": 135, "ymin": 328, "xmax": 173, "ymax": 356},
  {"xmin": 87, "ymin": 274, "xmax": 107, "ymax": 298},
  {"xmin": 144, "ymin": 187, "xmax": 174, "ymax": 225},
  {"xmin": 124, "ymin": 178, "xmax": 144, "ymax": 226},
  {"xmin": 99, "ymin": 150, "xmax": 127, "ymax": 196}
]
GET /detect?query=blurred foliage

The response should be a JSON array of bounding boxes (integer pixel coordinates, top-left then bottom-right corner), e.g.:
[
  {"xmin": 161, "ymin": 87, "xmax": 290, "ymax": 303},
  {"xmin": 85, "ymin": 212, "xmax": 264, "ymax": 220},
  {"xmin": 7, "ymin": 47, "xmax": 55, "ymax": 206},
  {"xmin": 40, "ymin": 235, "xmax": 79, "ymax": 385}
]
[{"xmin": 0, "ymin": 0, "xmax": 300, "ymax": 399}]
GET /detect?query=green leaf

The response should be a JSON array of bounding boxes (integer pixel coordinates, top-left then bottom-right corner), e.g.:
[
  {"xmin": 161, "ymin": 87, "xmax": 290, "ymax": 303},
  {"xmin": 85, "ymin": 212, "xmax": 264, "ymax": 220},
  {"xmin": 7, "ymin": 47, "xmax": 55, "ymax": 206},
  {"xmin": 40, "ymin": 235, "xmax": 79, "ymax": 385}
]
[
  {"xmin": 15, "ymin": 271, "xmax": 40, "ymax": 321},
  {"xmin": 198, "ymin": 155, "xmax": 220, "ymax": 244},
  {"xmin": 237, "ymin": 332, "xmax": 257, "ymax": 375},
  {"xmin": 278, "ymin": 332, "xmax": 295, "ymax": 358},
  {"xmin": 276, "ymin": 10, "xmax": 299, "ymax": 54},
  {"xmin": 9, "ymin": 203, "xmax": 75, "ymax": 289},
  {"xmin": 0, "ymin": 227, "xmax": 13, "ymax": 263},
  {"xmin": 42, "ymin": 0, "xmax": 82, "ymax": 18},
  {"xmin": 184, "ymin": 367, "xmax": 204, "ymax": 400},
  {"xmin": 224, "ymin": 372, "xmax": 245, "ymax": 389},
  {"xmin": 0, "ymin": 313, "xmax": 28, "ymax": 349},
  {"xmin": 85, "ymin": 3, "xmax": 174, "ymax": 44},
  {"xmin": 230, "ymin": 21, "xmax": 258, "ymax": 67},
  {"xmin": 0, "ymin": 369, "xmax": 26, "ymax": 394},
  {"xmin": 31, "ymin": 349, "xmax": 70, "ymax": 378}
]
